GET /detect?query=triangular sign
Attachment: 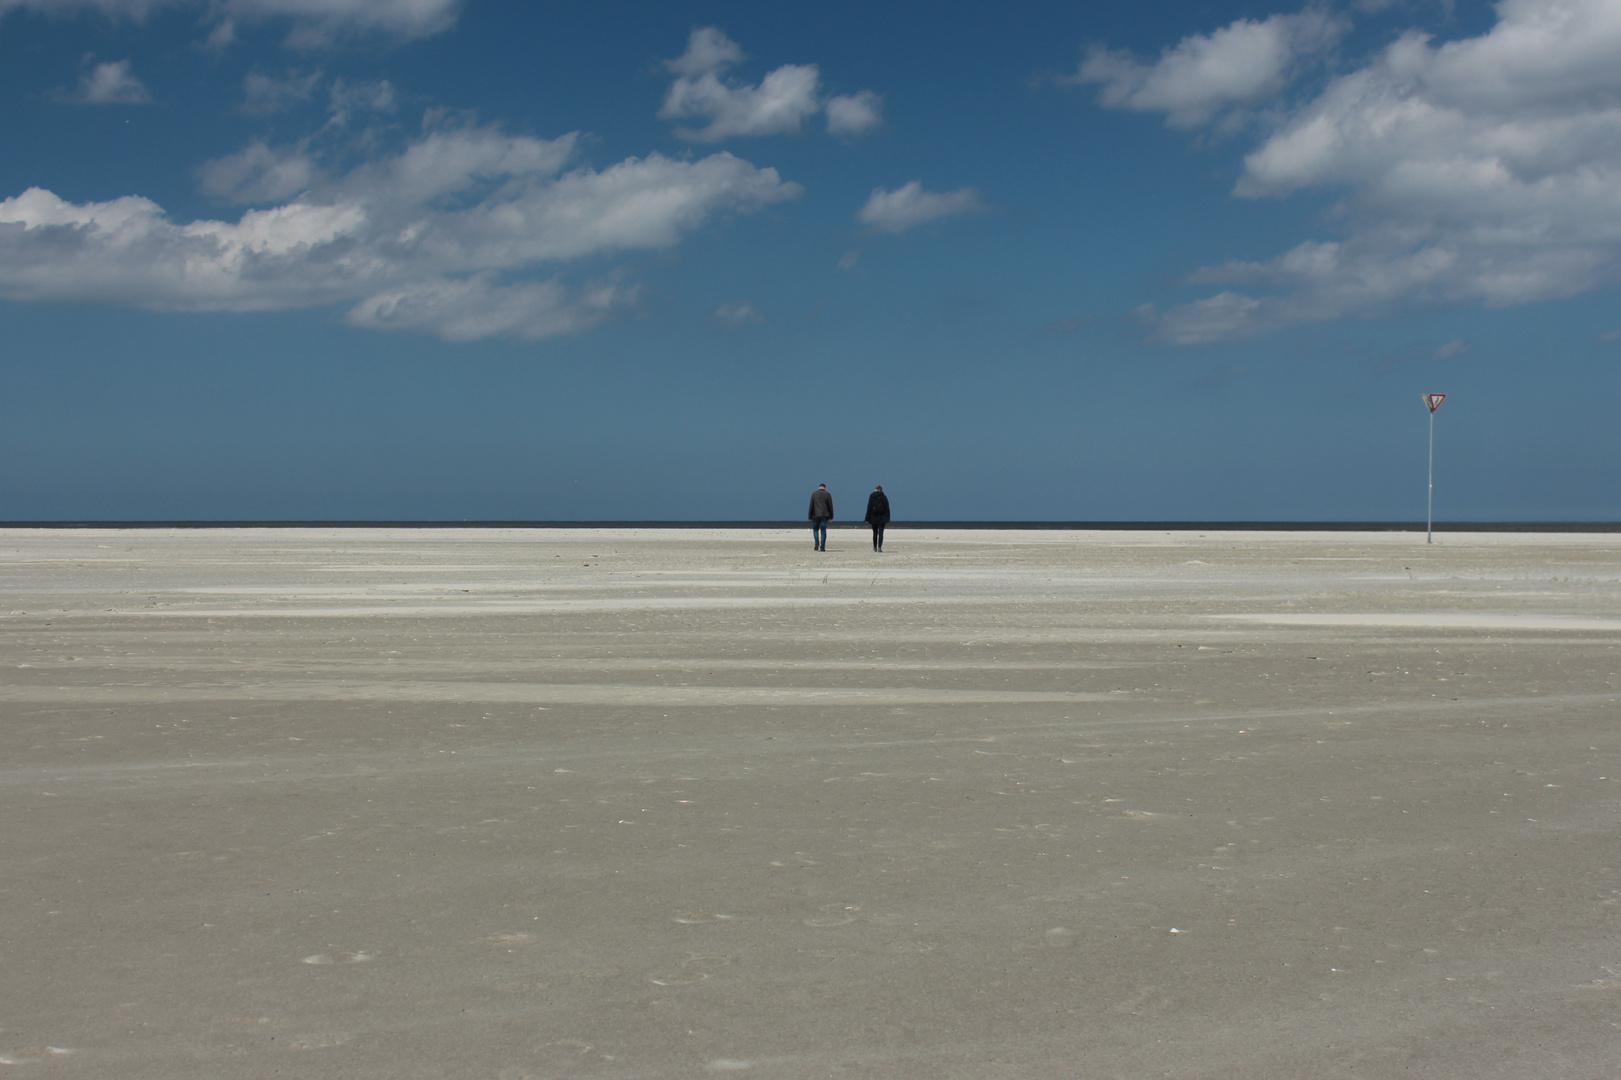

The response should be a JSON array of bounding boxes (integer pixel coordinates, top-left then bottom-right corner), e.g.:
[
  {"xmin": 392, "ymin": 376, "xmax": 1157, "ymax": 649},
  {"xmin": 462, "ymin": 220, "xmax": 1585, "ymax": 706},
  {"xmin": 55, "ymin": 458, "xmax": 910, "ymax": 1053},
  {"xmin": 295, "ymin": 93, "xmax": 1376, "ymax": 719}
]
[{"xmin": 1424, "ymin": 393, "xmax": 1446, "ymax": 413}]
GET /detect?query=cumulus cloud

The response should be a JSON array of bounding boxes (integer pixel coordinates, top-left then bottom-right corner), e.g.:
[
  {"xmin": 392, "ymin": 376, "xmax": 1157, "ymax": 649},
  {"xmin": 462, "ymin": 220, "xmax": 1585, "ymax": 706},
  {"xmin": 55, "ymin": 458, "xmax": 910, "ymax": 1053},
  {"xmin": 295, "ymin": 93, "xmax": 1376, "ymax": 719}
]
[
  {"xmin": 665, "ymin": 25, "xmax": 741, "ymax": 78},
  {"xmin": 857, "ymin": 181, "xmax": 984, "ymax": 234},
  {"xmin": 1072, "ymin": 8, "xmax": 1343, "ymax": 128},
  {"xmin": 0, "ymin": 122, "xmax": 800, "ymax": 341},
  {"xmin": 71, "ymin": 59, "xmax": 150, "ymax": 103},
  {"xmin": 659, "ymin": 27, "xmax": 881, "ymax": 141},
  {"xmin": 826, "ymin": 91, "xmax": 883, "ymax": 137},
  {"xmin": 712, "ymin": 299, "xmax": 764, "ymax": 329},
  {"xmin": 198, "ymin": 139, "xmax": 318, "ymax": 203},
  {"xmin": 0, "ymin": 0, "xmax": 462, "ymax": 46},
  {"xmin": 1123, "ymin": 0, "xmax": 1621, "ymax": 343},
  {"xmin": 660, "ymin": 29, "xmax": 819, "ymax": 141},
  {"xmin": 663, "ymin": 61, "xmax": 821, "ymax": 141}
]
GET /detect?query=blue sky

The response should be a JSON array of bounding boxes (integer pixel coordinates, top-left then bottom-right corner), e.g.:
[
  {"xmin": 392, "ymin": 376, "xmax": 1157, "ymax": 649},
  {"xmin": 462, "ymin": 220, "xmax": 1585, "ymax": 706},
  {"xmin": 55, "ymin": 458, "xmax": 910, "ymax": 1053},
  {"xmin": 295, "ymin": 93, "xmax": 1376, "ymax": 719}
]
[{"xmin": 1, "ymin": 0, "xmax": 1617, "ymax": 521}]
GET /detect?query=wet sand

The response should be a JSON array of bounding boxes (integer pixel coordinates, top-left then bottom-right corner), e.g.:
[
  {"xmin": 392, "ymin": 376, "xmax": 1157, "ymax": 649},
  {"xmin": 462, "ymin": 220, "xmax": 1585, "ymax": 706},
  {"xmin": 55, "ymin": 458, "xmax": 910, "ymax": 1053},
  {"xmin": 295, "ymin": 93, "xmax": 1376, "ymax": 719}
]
[{"xmin": 2, "ymin": 527, "xmax": 1619, "ymax": 1079}]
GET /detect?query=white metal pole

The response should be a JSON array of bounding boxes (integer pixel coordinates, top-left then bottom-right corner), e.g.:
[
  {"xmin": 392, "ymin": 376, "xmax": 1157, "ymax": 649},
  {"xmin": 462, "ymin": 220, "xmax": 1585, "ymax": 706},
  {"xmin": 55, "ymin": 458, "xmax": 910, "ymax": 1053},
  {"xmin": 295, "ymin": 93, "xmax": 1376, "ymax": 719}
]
[{"xmin": 1427, "ymin": 407, "xmax": 1435, "ymax": 544}]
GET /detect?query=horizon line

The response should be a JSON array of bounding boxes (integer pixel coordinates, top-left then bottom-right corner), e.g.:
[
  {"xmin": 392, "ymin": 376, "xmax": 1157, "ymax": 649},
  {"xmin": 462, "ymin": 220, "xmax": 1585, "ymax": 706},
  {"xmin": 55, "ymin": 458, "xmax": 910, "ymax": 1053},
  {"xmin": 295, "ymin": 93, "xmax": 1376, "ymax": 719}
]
[{"xmin": 3, "ymin": 520, "xmax": 1619, "ymax": 532}]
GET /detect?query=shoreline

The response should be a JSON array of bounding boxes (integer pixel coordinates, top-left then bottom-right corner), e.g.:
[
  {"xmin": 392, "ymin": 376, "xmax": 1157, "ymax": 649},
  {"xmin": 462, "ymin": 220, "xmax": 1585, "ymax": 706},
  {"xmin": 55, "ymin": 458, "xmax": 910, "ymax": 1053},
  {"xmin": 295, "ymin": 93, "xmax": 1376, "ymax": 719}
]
[{"xmin": 4, "ymin": 519, "xmax": 1621, "ymax": 532}]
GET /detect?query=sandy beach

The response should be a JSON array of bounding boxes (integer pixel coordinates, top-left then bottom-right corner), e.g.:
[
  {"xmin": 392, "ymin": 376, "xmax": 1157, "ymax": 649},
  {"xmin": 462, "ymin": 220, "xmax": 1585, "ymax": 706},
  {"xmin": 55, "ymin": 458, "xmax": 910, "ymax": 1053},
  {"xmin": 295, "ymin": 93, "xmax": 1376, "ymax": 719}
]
[{"xmin": 2, "ymin": 527, "xmax": 1619, "ymax": 1079}]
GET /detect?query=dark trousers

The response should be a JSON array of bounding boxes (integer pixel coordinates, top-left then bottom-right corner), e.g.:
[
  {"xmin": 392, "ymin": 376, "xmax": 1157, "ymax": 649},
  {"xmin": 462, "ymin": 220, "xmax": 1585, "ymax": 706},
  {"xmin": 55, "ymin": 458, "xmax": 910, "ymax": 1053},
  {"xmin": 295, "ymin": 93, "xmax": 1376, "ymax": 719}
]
[
  {"xmin": 811, "ymin": 518, "xmax": 829, "ymax": 549},
  {"xmin": 870, "ymin": 522, "xmax": 886, "ymax": 550}
]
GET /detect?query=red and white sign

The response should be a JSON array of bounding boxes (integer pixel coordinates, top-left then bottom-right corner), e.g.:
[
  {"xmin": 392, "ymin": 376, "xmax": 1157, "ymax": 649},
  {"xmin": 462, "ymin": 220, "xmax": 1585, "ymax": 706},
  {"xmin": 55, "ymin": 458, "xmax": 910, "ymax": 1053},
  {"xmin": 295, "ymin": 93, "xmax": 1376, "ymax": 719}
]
[{"xmin": 1423, "ymin": 393, "xmax": 1446, "ymax": 413}]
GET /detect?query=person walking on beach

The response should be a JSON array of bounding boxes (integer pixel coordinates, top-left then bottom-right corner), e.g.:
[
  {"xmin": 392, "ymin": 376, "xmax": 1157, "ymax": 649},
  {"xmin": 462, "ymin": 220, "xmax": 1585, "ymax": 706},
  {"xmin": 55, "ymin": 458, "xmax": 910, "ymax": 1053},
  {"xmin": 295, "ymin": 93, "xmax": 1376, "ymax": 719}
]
[
  {"xmin": 864, "ymin": 485, "xmax": 890, "ymax": 552},
  {"xmin": 808, "ymin": 484, "xmax": 833, "ymax": 551}
]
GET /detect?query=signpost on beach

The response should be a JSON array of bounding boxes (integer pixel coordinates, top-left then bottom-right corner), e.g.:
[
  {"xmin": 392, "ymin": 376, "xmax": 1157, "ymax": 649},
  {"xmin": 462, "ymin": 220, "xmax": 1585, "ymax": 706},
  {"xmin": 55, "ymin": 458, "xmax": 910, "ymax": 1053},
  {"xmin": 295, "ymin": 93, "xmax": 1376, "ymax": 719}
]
[{"xmin": 1423, "ymin": 393, "xmax": 1446, "ymax": 544}]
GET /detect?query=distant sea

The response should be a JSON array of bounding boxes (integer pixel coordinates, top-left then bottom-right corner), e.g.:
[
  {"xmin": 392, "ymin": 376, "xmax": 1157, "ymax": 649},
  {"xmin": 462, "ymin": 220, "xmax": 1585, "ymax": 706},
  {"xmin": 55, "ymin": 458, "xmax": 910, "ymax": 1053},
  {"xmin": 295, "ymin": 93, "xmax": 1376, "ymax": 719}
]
[{"xmin": 4, "ymin": 521, "xmax": 1619, "ymax": 532}]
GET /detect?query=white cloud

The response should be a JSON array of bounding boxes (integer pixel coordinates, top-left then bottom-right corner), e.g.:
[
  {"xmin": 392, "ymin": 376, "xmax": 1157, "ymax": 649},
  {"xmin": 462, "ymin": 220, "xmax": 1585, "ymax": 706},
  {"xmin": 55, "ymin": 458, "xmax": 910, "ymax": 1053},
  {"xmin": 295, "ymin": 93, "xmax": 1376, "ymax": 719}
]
[
  {"xmin": 0, "ymin": 0, "xmax": 169, "ymax": 15},
  {"xmin": 199, "ymin": 139, "xmax": 318, "ymax": 203},
  {"xmin": 234, "ymin": 0, "xmax": 460, "ymax": 47},
  {"xmin": 354, "ymin": 124, "xmax": 579, "ymax": 207},
  {"xmin": 328, "ymin": 77, "xmax": 395, "ymax": 121},
  {"xmin": 665, "ymin": 25, "xmax": 742, "ymax": 78},
  {"xmin": 1072, "ymin": 9, "xmax": 1343, "ymax": 129},
  {"xmin": 239, "ymin": 70, "xmax": 392, "ymax": 123},
  {"xmin": 826, "ymin": 91, "xmax": 882, "ymax": 137},
  {"xmin": 242, "ymin": 69, "xmax": 320, "ymax": 114},
  {"xmin": 1125, "ymin": 0, "xmax": 1621, "ymax": 343},
  {"xmin": 713, "ymin": 299, "xmax": 764, "ymax": 328},
  {"xmin": 73, "ymin": 59, "xmax": 150, "ymax": 103},
  {"xmin": 1139, "ymin": 292, "xmax": 1263, "ymax": 346},
  {"xmin": 857, "ymin": 181, "xmax": 983, "ymax": 234},
  {"xmin": 1432, "ymin": 338, "xmax": 1469, "ymax": 359},
  {"xmin": 659, "ymin": 27, "xmax": 881, "ymax": 141},
  {"xmin": 660, "ymin": 36, "xmax": 820, "ymax": 141},
  {"xmin": 0, "ymin": 122, "xmax": 800, "ymax": 341},
  {"xmin": 205, "ymin": 17, "xmax": 236, "ymax": 47},
  {"xmin": 1598, "ymin": 328, "xmax": 1621, "ymax": 343},
  {"xmin": 345, "ymin": 275, "xmax": 629, "ymax": 342},
  {"xmin": 0, "ymin": 0, "xmax": 461, "ymax": 45}
]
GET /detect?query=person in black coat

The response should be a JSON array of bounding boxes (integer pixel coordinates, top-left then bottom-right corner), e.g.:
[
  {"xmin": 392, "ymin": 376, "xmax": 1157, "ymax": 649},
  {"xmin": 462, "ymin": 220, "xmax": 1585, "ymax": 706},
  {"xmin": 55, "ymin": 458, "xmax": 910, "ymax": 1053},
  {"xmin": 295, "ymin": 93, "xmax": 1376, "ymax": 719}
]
[
  {"xmin": 808, "ymin": 484, "xmax": 833, "ymax": 551},
  {"xmin": 864, "ymin": 485, "xmax": 890, "ymax": 551}
]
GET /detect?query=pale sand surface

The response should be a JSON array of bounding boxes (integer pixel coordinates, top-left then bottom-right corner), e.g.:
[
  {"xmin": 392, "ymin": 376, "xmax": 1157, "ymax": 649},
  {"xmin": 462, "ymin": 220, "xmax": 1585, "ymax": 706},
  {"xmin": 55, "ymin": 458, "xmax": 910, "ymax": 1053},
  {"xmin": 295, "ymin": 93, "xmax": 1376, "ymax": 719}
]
[{"xmin": 2, "ymin": 527, "xmax": 1619, "ymax": 1079}]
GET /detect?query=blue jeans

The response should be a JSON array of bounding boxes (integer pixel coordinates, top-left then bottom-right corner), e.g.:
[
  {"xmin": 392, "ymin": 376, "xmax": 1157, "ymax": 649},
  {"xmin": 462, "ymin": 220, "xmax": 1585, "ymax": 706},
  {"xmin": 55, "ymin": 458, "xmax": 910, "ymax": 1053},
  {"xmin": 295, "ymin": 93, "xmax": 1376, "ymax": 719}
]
[{"xmin": 811, "ymin": 518, "xmax": 829, "ymax": 548}]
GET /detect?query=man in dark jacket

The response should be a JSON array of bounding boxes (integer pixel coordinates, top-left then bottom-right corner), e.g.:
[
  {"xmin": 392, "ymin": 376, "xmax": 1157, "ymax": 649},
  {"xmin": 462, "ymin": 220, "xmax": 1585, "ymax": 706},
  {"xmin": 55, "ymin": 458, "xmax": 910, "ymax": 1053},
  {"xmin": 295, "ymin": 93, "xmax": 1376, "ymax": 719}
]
[
  {"xmin": 808, "ymin": 484, "xmax": 833, "ymax": 551},
  {"xmin": 864, "ymin": 485, "xmax": 890, "ymax": 552}
]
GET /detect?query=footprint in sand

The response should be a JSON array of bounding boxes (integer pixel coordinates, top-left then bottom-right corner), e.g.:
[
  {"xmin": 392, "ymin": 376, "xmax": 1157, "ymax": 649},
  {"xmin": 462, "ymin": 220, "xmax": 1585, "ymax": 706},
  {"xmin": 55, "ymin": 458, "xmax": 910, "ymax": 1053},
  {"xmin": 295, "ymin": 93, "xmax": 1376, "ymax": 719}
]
[
  {"xmin": 302, "ymin": 951, "xmax": 373, "ymax": 965},
  {"xmin": 648, "ymin": 971, "xmax": 711, "ymax": 986},
  {"xmin": 673, "ymin": 912, "xmax": 734, "ymax": 924},
  {"xmin": 281, "ymin": 1031, "xmax": 353, "ymax": 1051},
  {"xmin": 803, "ymin": 904, "xmax": 860, "ymax": 928},
  {"xmin": 0, "ymin": 1048, "xmax": 74, "ymax": 1064}
]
